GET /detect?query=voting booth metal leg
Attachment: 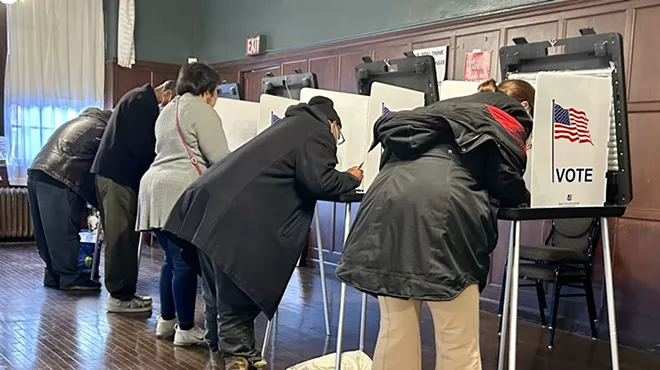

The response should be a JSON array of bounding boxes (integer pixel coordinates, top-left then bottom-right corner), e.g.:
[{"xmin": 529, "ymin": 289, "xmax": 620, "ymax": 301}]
[
  {"xmin": 600, "ymin": 218, "xmax": 620, "ymax": 370},
  {"xmin": 90, "ymin": 212, "xmax": 103, "ymax": 282},
  {"xmin": 497, "ymin": 222, "xmax": 517, "ymax": 370},
  {"xmin": 314, "ymin": 205, "xmax": 332, "ymax": 337},
  {"xmin": 335, "ymin": 203, "xmax": 352, "ymax": 370},
  {"xmin": 262, "ymin": 311, "xmax": 276, "ymax": 356},
  {"xmin": 137, "ymin": 232, "xmax": 144, "ymax": 273},
  {"xmin": 358, "ymin": 293, "xmax": 367, "ymax": 351},
  {"xmin": 507, "ymin": 220, "xmax": 522, "ymax": 370}
]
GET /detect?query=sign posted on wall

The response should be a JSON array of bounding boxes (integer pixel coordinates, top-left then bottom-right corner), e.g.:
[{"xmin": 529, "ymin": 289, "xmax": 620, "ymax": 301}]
[
  {"xmin": 413, "ymin": 45, "xmax": 448, "ymax": 83},
  {"xmin": 464, "ymin": 51, "xmax": 492, "ymax": 81},
  {"xmin": 529, "ymin": 72, "xmax": 611, "ymax": 208}
]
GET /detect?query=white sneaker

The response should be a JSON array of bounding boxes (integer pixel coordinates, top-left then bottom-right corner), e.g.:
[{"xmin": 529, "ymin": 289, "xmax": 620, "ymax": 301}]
[
  {"xmin": 173, "ymin": 325, "xmax": 205, "ymax": 346},
  {"xmin": 156, "ymin": 315, "xmax": 176, "ymax": 338},
  {"xmin": 106, "ymin": 296, "xmax": 152, "ymax": 313}
]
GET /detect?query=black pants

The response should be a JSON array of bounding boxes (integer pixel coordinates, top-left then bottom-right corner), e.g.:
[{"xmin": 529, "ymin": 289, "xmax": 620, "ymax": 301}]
[
  {"xmin": 199, "ymin": 250, "xmax": 262, "ymax": 363},
  {"xmin": 96, "ymin": 175, "xmax": 140, "ymax": 301},
  {"xmin": 27, "ymin": 172, "xmax": 88, "ymax": 289}
]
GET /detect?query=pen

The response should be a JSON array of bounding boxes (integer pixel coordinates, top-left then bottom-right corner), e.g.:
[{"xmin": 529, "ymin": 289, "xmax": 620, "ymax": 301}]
[{"xmin": 358, "ymin": 162, "xmax": 364, "ymax": 170}]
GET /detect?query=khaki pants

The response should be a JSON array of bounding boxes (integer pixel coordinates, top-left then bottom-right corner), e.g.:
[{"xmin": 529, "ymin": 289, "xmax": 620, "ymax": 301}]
[{"xmin": 372, "ymin": 284, "xmax": 482, "ymax": 370}]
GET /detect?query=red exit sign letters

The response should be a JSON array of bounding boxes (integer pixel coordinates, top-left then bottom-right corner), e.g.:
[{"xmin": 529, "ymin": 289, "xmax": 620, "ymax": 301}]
[{"xmin": 246, "ymin": 35, "xmax": 263, "ymax": 56}]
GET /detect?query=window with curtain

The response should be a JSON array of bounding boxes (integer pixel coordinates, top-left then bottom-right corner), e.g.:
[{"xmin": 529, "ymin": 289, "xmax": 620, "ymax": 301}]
[{"xmin": 4, "ymin": 0, "xmax": 105, "ymax": 186}]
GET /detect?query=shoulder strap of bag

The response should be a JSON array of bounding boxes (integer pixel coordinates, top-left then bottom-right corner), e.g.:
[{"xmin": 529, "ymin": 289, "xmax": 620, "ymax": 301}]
[{"xmin": 175, "ymin": 99, "xmax": 203, "ymax": 175}]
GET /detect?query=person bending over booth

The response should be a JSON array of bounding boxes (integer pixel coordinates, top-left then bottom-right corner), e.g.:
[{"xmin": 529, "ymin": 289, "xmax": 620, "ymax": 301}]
[
  {"xmin": 137, "ymin": 62, "xmax": 230, "ymax": 346},
  {"xmin": 163, "ymin": 97, "xmax": 363, "ymax": 370},
  {"xmin": 91, "ymin": 80, "xmax": 176, "ymax": 313},
  {"xmin": 28, "ymin": 108, "xmax": 111, "ymax": 291},
  {"xmin": 336, "ymin": 79, "xmax": 535, "ymax": 370}
]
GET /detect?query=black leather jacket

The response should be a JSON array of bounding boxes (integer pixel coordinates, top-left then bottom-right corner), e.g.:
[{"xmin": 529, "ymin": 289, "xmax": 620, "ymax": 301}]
[{"xmin": 29, "ymin": 108, "xmax": 111, "ymax": 207}]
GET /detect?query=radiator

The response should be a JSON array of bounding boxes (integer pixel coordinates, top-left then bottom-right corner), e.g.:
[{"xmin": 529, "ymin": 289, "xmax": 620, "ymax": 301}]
[{"xmin": 0, "ymin": 187, "xmax": 33, "ymax": 239}]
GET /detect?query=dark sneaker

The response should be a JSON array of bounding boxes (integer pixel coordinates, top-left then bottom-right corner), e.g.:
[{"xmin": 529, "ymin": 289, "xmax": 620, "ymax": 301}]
[
  {"xmin": 61, "ymin": 279, "xmax": 102, "ymax": 291},
  {"xmin": 43, "ymin": 272, "xmax": 60, "ymax": 289}
]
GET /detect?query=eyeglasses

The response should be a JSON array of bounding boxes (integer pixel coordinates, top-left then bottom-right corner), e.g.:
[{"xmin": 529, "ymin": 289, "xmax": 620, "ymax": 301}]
[{"xmin": 337, "ymin": 126, "xmax": 346, "ymax": 146}]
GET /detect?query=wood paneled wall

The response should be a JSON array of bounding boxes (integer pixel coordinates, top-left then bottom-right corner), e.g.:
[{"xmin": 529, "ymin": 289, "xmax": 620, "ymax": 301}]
[
  {"xmin": 104, "ymin": 59, "xmax": 180, "ymax": 108},
  {"xmin": 212, "ymin": 0, "xmax": 660, "ymax": 352}
]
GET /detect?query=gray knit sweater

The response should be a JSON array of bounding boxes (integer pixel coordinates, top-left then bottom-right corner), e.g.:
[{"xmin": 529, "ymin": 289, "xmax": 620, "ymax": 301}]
[{"xmin": 136, "ymin": 93, "xmax": 229, "ymax": 231}]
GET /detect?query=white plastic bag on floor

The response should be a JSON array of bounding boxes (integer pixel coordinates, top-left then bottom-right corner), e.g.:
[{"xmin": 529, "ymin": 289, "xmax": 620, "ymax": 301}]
[{"xmin": 286, "ymin": 351, "xmax": 372, "ymax": 370}]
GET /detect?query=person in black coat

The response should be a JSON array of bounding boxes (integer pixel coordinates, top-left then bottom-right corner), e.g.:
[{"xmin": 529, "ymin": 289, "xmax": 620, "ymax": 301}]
[
  {"xmin": 163, "ymin": 97, "xmax": 363, "ymax": 370},
  {"xmin": 27, "ymin": 108, "xmax": 111, "ymax": 291},
  {"xmin": 91, "ymin": 81, "xmax": 176, "ymax": 313},
  {"xmin": 336, "ymin": 79, "xmax": 535, "ymax": 370}
]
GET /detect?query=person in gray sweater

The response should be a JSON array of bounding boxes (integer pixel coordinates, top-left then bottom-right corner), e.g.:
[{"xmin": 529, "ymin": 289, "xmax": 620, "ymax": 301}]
[{"xmin": 136, "ymin": 63, "xmax": 229, "ymax": 346}]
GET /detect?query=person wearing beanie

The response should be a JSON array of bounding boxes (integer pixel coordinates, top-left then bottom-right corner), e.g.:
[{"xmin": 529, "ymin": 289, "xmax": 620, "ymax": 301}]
[{"xmin": 161, "ymin": 96, "xmax": 363, "ymax": 370}]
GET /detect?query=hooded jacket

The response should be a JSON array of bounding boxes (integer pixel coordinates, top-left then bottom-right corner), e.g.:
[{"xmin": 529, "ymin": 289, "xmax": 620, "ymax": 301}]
[
  {"xmin": 163, "ymin": 102, "xmax": 359, "ymax": 318},
  {"xmin": 28, "ymin": 108, "xmax": 111, "ymax": 207},
  {"xmin": 335, "ymin": 92, "xmax": 531, "ymax": 301}
]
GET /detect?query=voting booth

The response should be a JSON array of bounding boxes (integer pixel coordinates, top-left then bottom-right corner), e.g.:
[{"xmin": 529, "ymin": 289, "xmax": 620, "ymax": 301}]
[
  {"xmin": 355, "ymin": 53, "xmax": 439, "ymax": 106},
  {"xmin": 218, "ymin": 82, "xmax": 242, "ymax": 100},
  {"xmin": 496, "ymin": 30, "xmax": 631, "ymax": 370},
  {"xmin": 262, "ymin": 70, "xmax": 318, "ymax": 100}
]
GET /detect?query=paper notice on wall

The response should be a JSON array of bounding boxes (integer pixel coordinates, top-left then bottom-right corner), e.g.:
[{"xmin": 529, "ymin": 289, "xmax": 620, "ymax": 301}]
[
  {"xmin": 213, "ymin": 98, "xmax": 259, "ymax": 151},
  {"xmin": 464, "ymin": 51, "xmax": 492, "ymax": 82},
  {"xmin": 363, "ymin": 83, "xmax": 425, "ymax": 191},
  {"xmin": 257, "ymin": 95, "xmax": 299, "ymax": 134},
  {"xmin": 413, "ymin": 45, "xmax": 448, "ymax": 83},
  {"xmin": 529, "ymin": 72, "xmax": 611, "ymax": 208},
  {"xmin": 300, "ymin": 88, "xmax": 370, "ymax": 173}
]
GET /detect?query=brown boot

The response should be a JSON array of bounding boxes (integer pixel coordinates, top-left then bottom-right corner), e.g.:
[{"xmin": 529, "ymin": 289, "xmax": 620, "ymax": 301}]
[
  {"xmin": 225, "ymin": 356, "xmax": 249, "ymax": 370},
  {"xmin": 251, "ymin": 359, "xmax": 267, "ymax": 369}
]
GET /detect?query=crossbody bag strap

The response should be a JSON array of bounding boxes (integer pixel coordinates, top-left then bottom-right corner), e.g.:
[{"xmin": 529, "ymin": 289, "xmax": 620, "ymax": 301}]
[{"xmin": 175, "ymin": 99, "xmax": 203, "ymax": 175}]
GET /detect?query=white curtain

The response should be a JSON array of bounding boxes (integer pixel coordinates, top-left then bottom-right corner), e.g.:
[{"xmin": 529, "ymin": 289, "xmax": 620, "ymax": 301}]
[
  {"xmin": 117, "ymin": 0, "xmax": 135, "ymax": 68},
  {"xmin": 4, "ymin": 0, "xmax": 105, "ymax": 186}
]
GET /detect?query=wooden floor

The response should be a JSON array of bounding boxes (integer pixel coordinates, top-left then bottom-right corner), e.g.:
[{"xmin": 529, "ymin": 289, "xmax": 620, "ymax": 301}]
[{"xmin": 0, "ymin": 243, "xmax": 659, "ymax": 370}]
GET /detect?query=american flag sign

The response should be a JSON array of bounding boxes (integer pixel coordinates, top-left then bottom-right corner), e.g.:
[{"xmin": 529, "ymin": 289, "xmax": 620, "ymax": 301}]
[
  {"xmin": 382, "ymin": 103, "xmax": 393, "ymax": 116},
  {"xmin": 270, "ymin": 111, "xmax": 281, "ymax": 125},
  {"xmin": 553, "ymin": 102, "xmax": 593, "ymax": 145}
]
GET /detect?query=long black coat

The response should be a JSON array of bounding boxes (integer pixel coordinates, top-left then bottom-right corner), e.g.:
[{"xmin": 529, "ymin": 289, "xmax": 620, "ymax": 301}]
[
  {"xmin": 163, "ymin": 103, "xmax": 359, "ymax": 318},
  {"xmin": 336, "ymin": 92, "xmax": 532, "ymax": 301}
]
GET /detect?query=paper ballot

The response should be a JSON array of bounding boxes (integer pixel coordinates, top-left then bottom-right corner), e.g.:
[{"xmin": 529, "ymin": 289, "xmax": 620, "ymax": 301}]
[
  {"xmin": 439, "ymin": 80, "xmax": 481, "ymax": 100},
  {"xmin": 213, "ymin": 98, "xmax": 259, "ymax": 151},
  {"xmin": 300, "ymin": 88, "xmax": 370, "ymax": 174},
  {"xmin": 363, "ymin": 83, "xmax": 425, "ymax": 190},
  {"xmin": 529, "ymin": 73, "xmax": 611, "ymax": 208},
  {"xmin": 257, "ymin": 95, "xmax": 299, "ymax": 134}
]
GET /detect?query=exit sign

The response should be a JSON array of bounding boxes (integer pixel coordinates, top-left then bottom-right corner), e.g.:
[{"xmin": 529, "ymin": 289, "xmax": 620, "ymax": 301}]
[{"xmin": 246, "ymin": 35, "xmax": 263, "ymax": 56}]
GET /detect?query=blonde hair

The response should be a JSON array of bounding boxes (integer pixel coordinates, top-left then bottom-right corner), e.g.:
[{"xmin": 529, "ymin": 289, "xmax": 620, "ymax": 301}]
[{"xmin": 478, "ymin": 79, "xmax": 535, "ymax": 117}]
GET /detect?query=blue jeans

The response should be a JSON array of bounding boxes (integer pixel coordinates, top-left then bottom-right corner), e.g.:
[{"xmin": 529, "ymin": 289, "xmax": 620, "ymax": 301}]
[{"xmin": 153, "ymin": 230, "xmax": 197, "ymax": 330}]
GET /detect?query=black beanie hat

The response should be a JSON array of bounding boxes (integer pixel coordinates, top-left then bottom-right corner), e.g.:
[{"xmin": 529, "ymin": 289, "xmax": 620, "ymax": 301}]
[{"xmin": 308, "ymin": 96, "xmax": 342, "ymax": 128}]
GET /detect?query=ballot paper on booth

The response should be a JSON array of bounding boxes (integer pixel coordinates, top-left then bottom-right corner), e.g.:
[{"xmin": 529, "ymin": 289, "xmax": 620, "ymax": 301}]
[
  {"xmin": 363, "ymin": 82, "xmax": 425, "ymax": 190},
  {"xmin": 213, "ymin": 98, "xmax": 259, "ymax": 151},
  {"xmin": 439, "ymin": 80, "xmax": 481, "ymax": 100},
  {"xmin": 529, "ymin": 73, "xmax": 611, "ymax": 208},
  {"xmin": 300, "ymin": 88, "xmax": 370, "ymax": 176},
  {"xmin": 257, "ymin": 94, "xmax": 299, "ymax": 134}
]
